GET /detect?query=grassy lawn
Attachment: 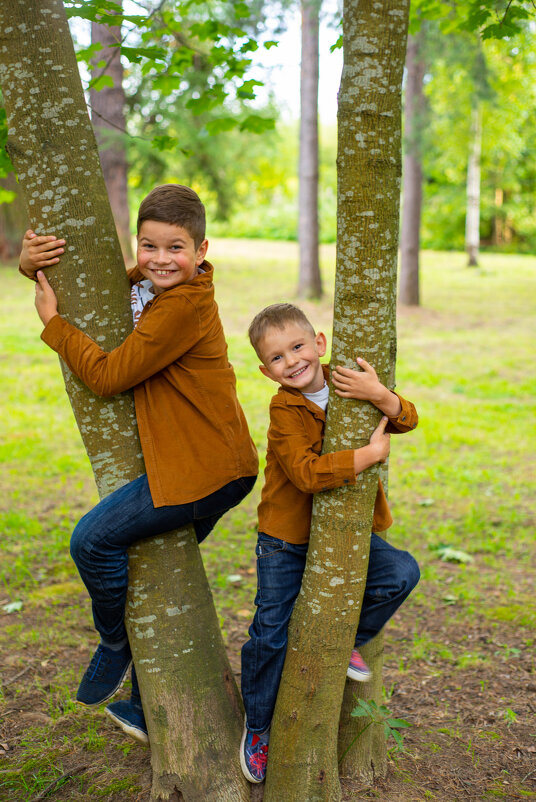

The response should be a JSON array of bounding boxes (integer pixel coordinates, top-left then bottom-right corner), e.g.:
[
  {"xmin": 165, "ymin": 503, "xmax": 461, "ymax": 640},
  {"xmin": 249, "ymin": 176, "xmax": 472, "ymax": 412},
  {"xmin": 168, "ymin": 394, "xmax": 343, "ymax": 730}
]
[{"xmin": 0, "ymin": 242, "xmax": 535, "ymax": 801}]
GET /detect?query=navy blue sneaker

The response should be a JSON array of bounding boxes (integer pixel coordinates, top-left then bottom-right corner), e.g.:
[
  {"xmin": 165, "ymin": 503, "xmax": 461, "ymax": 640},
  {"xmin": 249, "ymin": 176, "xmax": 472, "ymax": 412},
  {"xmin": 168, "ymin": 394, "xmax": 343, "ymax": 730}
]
[
  {"xmin": 105, "ymin": 666, "xmax": 148, "ymax": 745},
  {"xmin": 240, "ymin": 718, "xmax": 269, "ymax": 783},
  {"xmin": 76, "ymin": 642, "xmax": 132, "ymax": 707}
]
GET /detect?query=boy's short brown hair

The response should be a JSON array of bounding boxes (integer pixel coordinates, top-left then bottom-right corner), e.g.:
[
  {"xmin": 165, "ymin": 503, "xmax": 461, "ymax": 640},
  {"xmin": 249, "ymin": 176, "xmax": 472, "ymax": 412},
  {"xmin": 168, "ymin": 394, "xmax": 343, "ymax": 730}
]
[
  {"xmin": 137, "ymin": 184, "xmax": 206, "ymax": 247},
  {"xmin": 248, "ymin": 303, "xmax": 316, "ymax": 360}
]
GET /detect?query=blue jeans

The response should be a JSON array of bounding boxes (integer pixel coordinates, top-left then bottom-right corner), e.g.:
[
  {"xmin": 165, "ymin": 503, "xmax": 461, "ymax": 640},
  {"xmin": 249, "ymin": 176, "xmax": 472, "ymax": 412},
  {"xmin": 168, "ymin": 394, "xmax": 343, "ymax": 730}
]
[
  {"xmin": 241, "ymin": 532, "xmax": 420, "ymax": 733},
  {"xmin": 70, "ymin": 473, "xmax": 256, "ymax": 645}
]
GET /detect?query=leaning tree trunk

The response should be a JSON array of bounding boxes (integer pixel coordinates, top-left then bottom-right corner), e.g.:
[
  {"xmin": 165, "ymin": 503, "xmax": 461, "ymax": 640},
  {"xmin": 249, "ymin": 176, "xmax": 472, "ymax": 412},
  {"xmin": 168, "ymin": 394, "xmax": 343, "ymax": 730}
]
[
  {"xmin": 90, "ymin": 8, "xmax": 133, "ymax": 264},
  {"xmin": 264, "ymin": 2, "xmax": 409, "ymax": 800},
  {"xmin": 297, "ymin": 0, "xmax": 323, "ymax": 299},
  {"xmin": 399, "ymin": 31, "xmax": 426, "ymax": 307},
  {"xmin": 0, "ymin": 3, "xmax": 249, "ymax": 800},
  {"xmin": 465, "ymin": 101, "xmax": 482, "ymax": 267}
]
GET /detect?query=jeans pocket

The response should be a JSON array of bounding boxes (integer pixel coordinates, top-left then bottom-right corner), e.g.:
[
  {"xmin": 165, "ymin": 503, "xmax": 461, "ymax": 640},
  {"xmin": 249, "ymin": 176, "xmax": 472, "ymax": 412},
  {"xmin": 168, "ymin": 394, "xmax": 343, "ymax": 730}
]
[{"xmin": 256, "ymin": 533, "xmax": 286, "ymax": 558}]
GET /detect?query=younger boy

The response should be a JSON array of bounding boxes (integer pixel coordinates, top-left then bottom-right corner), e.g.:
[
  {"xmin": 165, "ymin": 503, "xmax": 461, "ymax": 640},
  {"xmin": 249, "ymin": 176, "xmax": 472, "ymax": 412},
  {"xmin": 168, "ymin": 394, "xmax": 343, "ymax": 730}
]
[
  {"xmin": 240, "ymin": 303, "xmax": 419, "ymax": 783},
  {"xmin": 20, "ymin": 184, "xmax": 258, "ymax": 744}
]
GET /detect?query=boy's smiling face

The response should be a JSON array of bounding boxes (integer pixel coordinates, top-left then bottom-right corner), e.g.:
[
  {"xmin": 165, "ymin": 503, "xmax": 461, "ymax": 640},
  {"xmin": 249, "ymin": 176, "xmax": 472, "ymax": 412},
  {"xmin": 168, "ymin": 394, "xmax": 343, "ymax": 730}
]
[
  {"xmin": 258, "ymin": 322, "xmax": 327, "ymax": 394},
  {"xmin": 136, "ymin": 220, "xmax": 208, "ymax": 295}
]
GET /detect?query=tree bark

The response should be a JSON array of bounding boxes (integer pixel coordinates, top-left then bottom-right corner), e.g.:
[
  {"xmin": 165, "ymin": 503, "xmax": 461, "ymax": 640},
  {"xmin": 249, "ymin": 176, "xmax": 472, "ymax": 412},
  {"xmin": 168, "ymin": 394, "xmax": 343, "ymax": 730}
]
[
  {"xmin": 264, "ymin": 2, "xmax": 409, "ymax": 800},
  {"xmin": 90, "ymin": 9, "xmax": 133, "ymax": 264},
  {"xmin": 297, "ymin": 0, "xmax": 323, "ymax": 299},
  {"xmin": 399, "ymin": 32, "xmax": 425, "ymax": 307},
  {"xmin": 0, "ymin": 3, "xmax": 248, "ymax": 800},
  {"xmin": 465, "ymin": 101, "xmax": 481, "ymax": 266}
]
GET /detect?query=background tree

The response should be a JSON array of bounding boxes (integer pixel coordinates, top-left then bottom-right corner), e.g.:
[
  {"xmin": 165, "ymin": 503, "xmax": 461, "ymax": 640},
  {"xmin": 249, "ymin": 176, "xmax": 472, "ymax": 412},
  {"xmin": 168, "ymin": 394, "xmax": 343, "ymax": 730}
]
[
  {"xmin": 264, "ymin": 1, "xmax": 409, "ymax": 799},
  {"xmin": 89, "ymin": 2, "xmax": 133, "ymax": 263},
  {"xmin": 399, "ymin": 29, "xmax": 426, "ymax": 306},
  {"xmin": 297, "ymin": 0, "xmax": 323, "ymax": 298},
  {"xmin": 0, "ymin": 2, "xmax": 251, "ymax": 800}
]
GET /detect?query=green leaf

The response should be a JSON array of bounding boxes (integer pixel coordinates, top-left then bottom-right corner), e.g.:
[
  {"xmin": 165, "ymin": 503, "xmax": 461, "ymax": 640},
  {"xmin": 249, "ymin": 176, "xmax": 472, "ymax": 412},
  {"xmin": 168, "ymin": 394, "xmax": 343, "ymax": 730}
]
[
  {"xmin": 386, "ymin": 718, "xmax": 411, "ymax": 728},
  {"xmin": 91, "ymin": 74, "xmax": 114, "ymax": 91},
  {"xmin": 151, "ymin": 135, "xmax": 179, "ymax": 152},
  {"xmin": 205, "ymin": 118, "xmax": 238, "ymax": 135},
  {"xmin": 239, "ymin": 115, "xmax": 276, "ymax": 134}
]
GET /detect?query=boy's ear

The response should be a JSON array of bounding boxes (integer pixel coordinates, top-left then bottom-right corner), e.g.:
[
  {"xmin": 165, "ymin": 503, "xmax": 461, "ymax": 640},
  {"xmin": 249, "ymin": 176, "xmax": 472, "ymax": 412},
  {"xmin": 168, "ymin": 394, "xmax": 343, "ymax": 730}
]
[
  {"xmin": 316, "ymin": 331, "xmax": 327, "ymax": 357},
  {"xmin": 259, "ymin": 364, "xmax": 274, "ymax": 382},
  {"xmin": 196, "ymin": 238, "xmax": 209, "ymax": 265}
]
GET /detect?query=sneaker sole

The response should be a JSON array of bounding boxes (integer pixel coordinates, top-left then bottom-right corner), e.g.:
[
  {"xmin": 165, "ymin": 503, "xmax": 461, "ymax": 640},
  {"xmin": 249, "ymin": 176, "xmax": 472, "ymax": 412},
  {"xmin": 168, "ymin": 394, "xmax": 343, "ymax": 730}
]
[
  {"xmin": 105, "ymin": 706, "xmax": 149, "ymax": 746},
  {"xmin": 239, "ymin": 718, "xmax": 264, "ymax": 784},
  {"xmin": 346, "ymin": 666, "xmax": 372, "ymax": 682},
  {"xmin": 76, "ymin": 658, "xmax": 133, "ymax": 707}
]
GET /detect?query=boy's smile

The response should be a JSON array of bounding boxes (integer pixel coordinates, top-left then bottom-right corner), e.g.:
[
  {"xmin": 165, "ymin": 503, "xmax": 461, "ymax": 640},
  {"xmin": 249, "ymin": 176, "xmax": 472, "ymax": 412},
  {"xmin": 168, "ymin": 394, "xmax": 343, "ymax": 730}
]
[
  {"xmin": 136, "ymin": 220, "xmax": 208, "ymax": 295},
  {"xmin": 258, "ymin": 322, "xmax": 327, "ymax": 394}
]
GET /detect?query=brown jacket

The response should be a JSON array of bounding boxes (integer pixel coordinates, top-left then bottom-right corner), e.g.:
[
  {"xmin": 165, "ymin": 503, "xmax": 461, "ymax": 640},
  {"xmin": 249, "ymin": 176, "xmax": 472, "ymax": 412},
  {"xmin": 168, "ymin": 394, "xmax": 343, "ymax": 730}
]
[
  {"xmin": 257, "ymin": 368, "xmax": 418, "ymax": 544},
  {"xmin": 41, "ymin": 262, "xmax": 258, "ymax": 506}
]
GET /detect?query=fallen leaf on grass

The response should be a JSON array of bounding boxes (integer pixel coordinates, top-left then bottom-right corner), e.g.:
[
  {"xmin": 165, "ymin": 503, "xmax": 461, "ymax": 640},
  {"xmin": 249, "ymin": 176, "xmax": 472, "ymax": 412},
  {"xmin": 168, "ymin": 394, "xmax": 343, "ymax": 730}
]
[{"xmin": 2, "ymin": 601, "xmax": 23, "ymax": 614}]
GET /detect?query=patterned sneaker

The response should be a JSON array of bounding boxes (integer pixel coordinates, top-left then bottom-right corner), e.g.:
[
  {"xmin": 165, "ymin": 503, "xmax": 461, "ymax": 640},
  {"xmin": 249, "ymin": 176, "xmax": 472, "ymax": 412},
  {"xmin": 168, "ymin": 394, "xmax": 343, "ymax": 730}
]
[
  {"xmin": 347, "ymin": 649, "xmax": 372, "ymax": 682},
  {"xmin": 105, "ymin": 666, "xmax": 148, "ymax": 745},
  {"xmin": 76, "ymin": 642, "xmax": 132, "ymax": 707},
  {"xmin": 240, "ymin": 718, "xmax": 269, "ymax": 783}
]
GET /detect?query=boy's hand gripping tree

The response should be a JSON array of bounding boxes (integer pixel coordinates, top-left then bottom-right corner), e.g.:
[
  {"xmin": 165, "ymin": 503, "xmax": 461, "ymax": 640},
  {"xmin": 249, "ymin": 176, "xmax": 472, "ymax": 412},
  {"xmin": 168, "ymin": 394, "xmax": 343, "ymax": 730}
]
[{"xmin": 0, "ymin": 2, "xmax": 249, "ymax": 800}]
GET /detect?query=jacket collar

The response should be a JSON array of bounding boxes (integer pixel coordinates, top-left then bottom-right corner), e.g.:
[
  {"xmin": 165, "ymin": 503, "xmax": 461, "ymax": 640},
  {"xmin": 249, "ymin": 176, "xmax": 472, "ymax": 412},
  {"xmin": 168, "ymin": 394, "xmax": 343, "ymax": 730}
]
[{"xmin": 274, "ymin": 363, "xmax": 330, "ymax": 421}]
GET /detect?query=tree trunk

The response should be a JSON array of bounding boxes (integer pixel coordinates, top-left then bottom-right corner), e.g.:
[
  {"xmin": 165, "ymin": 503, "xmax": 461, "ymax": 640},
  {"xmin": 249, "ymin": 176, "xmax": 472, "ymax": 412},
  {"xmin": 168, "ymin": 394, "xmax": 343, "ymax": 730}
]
[
  {"xmin": 0, "ymin": 3, "xmax": 248, "ymax": 800},
  {"xmin": 399, "ymin": 31, "xmax": 425, "ymax": 307},
  {"xmin": 0, "ymin": 173, "xmax": 27, "ymax": 262},
  {"xmin": 465, "ymin": 102, "xmax": 481, "ymax": 267},
  {"xmin": 264, "ymin": 2, "xmax": 409, "ymax": 800},
  {"xmin": 90, "ymin": 9, "xmax": 133, "ymax": 264},
  {"xmin": 297, "ymin": 0, "xmax": 323, "ymax": 299}
]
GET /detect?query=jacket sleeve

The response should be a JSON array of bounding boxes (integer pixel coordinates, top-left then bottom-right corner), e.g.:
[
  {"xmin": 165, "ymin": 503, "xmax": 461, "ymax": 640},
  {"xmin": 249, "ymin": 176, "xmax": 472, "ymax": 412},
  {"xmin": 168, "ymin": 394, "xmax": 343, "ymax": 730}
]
[
  {"xmin": 268, "ymin": 402, "xmax": 356, "ymax": 494},
  {"xmin": 40, "ymin": 293, "xmax": 202, "ymax": 397},
  {"xmin": 127, "ymin": 265, "xmax": 145, "ymax": 285},
  {"xmin": 385, "ymin": 392, "xmax": 418, "ymax": 433}
]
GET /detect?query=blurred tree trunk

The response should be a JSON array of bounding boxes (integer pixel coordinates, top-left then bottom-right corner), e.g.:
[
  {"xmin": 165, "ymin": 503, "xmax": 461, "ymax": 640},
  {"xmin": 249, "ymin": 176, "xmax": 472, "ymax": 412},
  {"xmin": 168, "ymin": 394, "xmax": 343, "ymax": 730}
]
[
  {"xmin": 465, "ymin": 101, "xmax": 481, "ymax": 266},
  {"xmin": 399, "ymin": 31, "xmax": 425, "ymax": 307},
  {"xmin": 0, "ymin": 3, "xmax": 249, "ymax": 800},
  {"xmin": 297, "ymin": 0, "xmax": 323, "ymax": 299},
  {"xmin": 0, "ymin": 173, "xmax": 26, "ymax": 262},
  {"xmin": 90, "ymin": 7, "xmax": 133, "ymax": 264},
  {"xmin": 264, "ymin": 1, "xmax": 408, "ymax": 800}
]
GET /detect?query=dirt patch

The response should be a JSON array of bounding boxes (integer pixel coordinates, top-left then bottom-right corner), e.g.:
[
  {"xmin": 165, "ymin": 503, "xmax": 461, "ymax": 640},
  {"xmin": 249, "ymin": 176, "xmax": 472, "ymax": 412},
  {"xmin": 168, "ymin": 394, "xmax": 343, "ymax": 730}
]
[{"xmin": 1, "ymin": 595, "xmax": 534, "ymax": 802}]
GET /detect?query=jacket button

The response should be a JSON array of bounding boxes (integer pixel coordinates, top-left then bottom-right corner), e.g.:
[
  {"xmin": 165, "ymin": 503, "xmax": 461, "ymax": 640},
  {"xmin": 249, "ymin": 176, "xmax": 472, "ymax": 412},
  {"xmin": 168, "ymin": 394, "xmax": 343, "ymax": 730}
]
[{"xmin": 402, "ymin": 415, "xmax": 406, "ymax": 421}]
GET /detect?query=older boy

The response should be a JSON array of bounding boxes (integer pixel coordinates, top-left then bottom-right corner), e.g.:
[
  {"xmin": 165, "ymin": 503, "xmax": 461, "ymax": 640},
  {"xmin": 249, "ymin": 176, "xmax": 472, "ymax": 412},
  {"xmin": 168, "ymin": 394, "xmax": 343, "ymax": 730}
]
[
  {"xmin": 240, "ymin": 303, "xmax": 419, "ymax": 783},
  {"xmin": 20, "ymin": 185, "xmax": 258, "ymax": 744}
]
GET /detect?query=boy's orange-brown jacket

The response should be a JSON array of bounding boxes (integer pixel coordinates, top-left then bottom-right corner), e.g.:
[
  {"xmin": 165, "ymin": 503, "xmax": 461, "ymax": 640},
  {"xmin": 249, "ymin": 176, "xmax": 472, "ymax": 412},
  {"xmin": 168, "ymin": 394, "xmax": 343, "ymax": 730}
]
[
  {"xmin": 41, "ymin": 262, "xmax": 258, "ymax": 506},
  {"xmin": 257, "ymin": 366, "xmax": 417, "ymax": 544}
]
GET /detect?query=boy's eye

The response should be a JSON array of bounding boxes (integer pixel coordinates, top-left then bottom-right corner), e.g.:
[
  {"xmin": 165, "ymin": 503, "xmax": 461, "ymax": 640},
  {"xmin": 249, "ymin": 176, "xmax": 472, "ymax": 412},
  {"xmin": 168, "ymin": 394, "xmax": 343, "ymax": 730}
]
[
  {"xmin": 293, "ymin": 343, "xmax": 303, "ymax": 351},
  {"xmin": 271, "ymin": 355, "xmax": 281, "ymax": 363}
]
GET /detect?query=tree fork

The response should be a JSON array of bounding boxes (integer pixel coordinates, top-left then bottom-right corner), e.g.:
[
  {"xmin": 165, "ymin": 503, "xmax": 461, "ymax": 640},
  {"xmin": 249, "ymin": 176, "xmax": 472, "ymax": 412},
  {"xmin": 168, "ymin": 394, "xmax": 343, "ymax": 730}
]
[
  {"xmin": 0, "ymin": 3, "xmax": 249, "ymax": 799},
  {"xmin": 264, "ymin": 1, "xmax": 409, "ymax": 799}
]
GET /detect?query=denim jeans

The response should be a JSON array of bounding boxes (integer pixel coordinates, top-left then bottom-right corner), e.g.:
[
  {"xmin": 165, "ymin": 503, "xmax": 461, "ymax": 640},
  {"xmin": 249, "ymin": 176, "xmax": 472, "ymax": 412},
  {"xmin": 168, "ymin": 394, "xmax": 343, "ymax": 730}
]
[
  {"xmin": 70, "ymin": 473, "xmax": 256, "ymax": 645},
  {"xmin": 241, "ymin": 531, "xmax": 420, "ymax": 733}
]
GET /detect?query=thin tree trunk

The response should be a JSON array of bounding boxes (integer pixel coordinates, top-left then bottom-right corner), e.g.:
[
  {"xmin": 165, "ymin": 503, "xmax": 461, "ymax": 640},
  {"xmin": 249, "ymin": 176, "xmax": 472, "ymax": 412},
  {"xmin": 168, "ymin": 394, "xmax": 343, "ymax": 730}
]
[
  {"xmin": 297, "ymin": 0, "xmax": 323, "ymax": 299},
  {"xmin": 465, "ymin": 102, "xmax": 481, "ymax": 267},
  {"xmin": 90, "ymin": 9, "xmax": 133, "ymax": 264},
  {"xmin": 399, "ymin": 32, "xmax": 425, "ymax": 307},
  {"xmin": 0, "ymin": 3, "xmax": 248, "ymax": 800},
  {"xmin": 0, "ymin": 173, "xmax": 27, "ymax": 262},
  {"xmin": 264, "ymin": 2, "xmax": 409, "ymax": 800}
]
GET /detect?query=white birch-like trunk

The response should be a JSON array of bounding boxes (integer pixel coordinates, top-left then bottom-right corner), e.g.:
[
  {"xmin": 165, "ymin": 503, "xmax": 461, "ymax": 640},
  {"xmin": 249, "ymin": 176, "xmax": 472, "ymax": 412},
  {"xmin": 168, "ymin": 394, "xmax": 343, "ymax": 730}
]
[{"xmin": 465, "ymin": 102, "xmax": 482, "ymax": 267}]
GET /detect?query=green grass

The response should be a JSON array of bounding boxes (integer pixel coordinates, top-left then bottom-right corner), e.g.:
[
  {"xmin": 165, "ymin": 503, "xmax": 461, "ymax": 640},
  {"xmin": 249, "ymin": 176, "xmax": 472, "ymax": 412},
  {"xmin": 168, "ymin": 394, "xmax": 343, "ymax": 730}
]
[{"xmin": 1, "ymin": 243, "xmax": 535, "ymax": 800}]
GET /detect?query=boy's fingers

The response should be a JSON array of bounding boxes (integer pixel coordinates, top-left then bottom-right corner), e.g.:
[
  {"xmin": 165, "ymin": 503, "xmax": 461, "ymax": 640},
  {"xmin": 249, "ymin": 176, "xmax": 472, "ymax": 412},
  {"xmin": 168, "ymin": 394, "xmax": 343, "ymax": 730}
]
[{"xmin": 356, "ymin": 357, "xmax": 373, "ymax": 373}]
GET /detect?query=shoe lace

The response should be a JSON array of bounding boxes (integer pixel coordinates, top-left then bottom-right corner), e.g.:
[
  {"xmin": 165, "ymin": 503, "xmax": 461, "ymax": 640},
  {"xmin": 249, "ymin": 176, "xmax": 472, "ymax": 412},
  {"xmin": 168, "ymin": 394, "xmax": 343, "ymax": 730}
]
[{"xmin": 88, "ymin": 647, "xmax": 110, "ymax": 681}]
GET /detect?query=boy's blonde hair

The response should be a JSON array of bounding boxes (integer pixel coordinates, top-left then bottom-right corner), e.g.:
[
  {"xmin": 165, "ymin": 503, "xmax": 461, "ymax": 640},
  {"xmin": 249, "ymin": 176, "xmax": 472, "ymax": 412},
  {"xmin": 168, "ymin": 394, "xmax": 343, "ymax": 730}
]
[
  {"xmin": 137, "ymin": 184, "xmax": 206, "ymax": 248},
  {"xmin": 248, "ymin": 303, "xmax": 316, "ymax": 360}
]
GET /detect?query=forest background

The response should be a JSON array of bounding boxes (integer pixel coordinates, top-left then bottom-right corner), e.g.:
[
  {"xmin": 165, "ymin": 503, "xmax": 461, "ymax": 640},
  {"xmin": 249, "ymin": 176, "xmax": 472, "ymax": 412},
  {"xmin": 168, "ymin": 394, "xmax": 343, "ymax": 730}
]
[{"xmin": 0, "ymin": 1, "xmax": 535, "ymax": 801}]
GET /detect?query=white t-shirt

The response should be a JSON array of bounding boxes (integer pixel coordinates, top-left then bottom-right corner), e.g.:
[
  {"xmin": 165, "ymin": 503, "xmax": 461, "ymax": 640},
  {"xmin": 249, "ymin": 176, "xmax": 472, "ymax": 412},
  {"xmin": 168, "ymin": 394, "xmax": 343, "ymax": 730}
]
[{"xmin": 303, "ymin": 380, "xmax": 329, "ymax": 411}]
